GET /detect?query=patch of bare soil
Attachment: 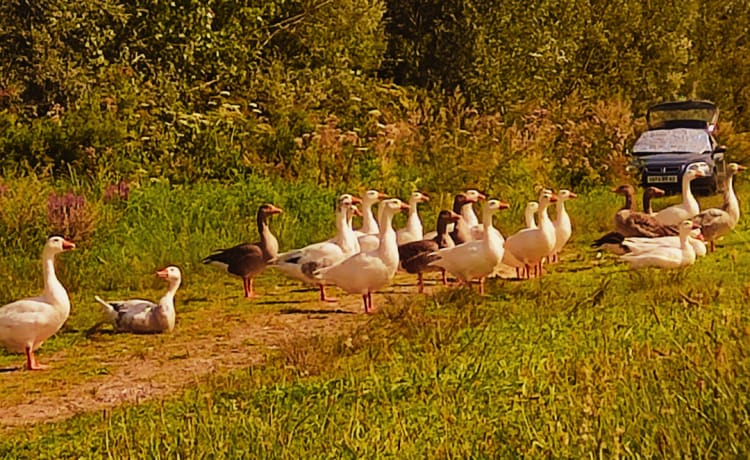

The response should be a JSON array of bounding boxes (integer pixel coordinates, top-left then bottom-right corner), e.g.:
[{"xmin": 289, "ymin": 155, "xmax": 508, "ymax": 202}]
[{"xmin": 0, "ymin": 293, "xmax": 369, "ymax": 430}]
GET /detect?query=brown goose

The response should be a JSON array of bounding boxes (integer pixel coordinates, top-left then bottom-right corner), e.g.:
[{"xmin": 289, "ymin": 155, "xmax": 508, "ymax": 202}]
[
  {"xmin": 202, "ymin": 204, "xmax": 282, "ymax": 299},
  {"xmin": 398, "ymin": 210, "xmax": 460, "ymax": 293},
  {"xmin": 613, "ymin": 184, "xmax": 679, "ymax": 238},
  {"xmin": 642, "ymin": 186, "xmax": 666, "ymax": 215},
  {"xmin": 692, "ymin": 163, "xmax": 746, "ymax": 251},
  {"xmin": 451, "ymin": 192, "xmax": 478, "ymax": 244}
]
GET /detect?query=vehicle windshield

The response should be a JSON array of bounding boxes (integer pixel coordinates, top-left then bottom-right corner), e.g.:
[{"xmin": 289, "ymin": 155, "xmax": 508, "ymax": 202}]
[
  {"xmin": 632, "ymin": 128, "xmax": 712, "ymax": 155},
  {"xmin": 647, "ymin": 101, "xmax": 718, "ymax": 130}
]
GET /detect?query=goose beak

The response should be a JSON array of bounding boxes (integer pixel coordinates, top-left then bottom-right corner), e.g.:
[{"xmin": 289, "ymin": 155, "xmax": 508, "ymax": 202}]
[
  {"xmin": 549, "ymin": 194, "xmax": 559, "ymax": 203},
  {"xmin": 62, "ymin": 239, "xmax": 76, "ymax": 250},
  {"xmin": 738, "ymin": 165, "xmax": 747, "ymax": 171},
  {"xmin": 421, "ymin": 193, "xmax": 430, "ymax": 202},
  {"xmin": 449, "ymin": 211, "xmax": 461, "ymax": 222},
  {"xmin": 498, "ymin": 201, "xmax": 510, "ymax": 210},
  {"xmin": 270, "ymin": 205, "xmax": 283, "ymax": 214},
  {"xmin": 478, "ymin": 192, "xmax": 487, "ymax": 200},
  {"xmin": 377, "ymin": 192, "xmax": 388, "ymax": 200},
  {"xmin": 351, "ymin": 196, "xmax": 362, "ymax": 204},
  {"xmin": 399, "ymin": 202, "xmax": 411, "ymax": 211},
  {"xmin": 568, "ymin": 192, "xmax": 578, "ymax": 199},
  {"xmin": 156, "ymin": 268, "xmax": 169, "ymax": 279},
  {"xmin": 352, "ymin": 206, "xmax": 363, "ymax": 217}
]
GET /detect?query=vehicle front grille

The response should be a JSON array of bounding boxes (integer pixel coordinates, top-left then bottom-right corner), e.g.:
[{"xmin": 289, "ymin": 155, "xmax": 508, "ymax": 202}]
[{"xmin": 644, "ymin": 165, "xmax": 681, "ymax": 175}]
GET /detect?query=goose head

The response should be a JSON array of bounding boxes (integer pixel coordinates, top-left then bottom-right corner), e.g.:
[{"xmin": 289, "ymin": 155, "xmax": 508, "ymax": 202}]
[
  {"xmin": 259, "ymin": 203, "xmax": 283, "ymax": 217},
  {"xmin": 485, "ymin": 199, "xmax": 510, "ymax": 214},
  {"xmin": 728, "ymin": 163, "xmax": 747, "ymax": 176},
  {"xmin": 363, "ymin": 189, "xmax": 387, "ymax": 206},
  {"xmin": 43, "ymin": 235, "xmax": 76, "ymax": 258},
  {"xmin": 678, "ymin": 219, "xmax": 700, "ymax": 236},
  {"xmin": 684, "ymin": 168, "xmax": 704, "ymax": 181},
  {"xmin": 465, "ymin": 189, "xmax": 486, "ymax": 202},
  {"xmin": 409, "ymin": 191, "xmax": 430, "ymax": 205},
  {"xmin": 337, "ymin": 194, "xmax": 361, "ymax": 211},
  {"xmin": 439, "ymin": 210, "xmax": 462, "ymax": 223},
  {"xmin": 538, "ymin": 190, "xmax": 558, "ymax": 206},
  {"xmin": 557, "ymin": 189, "xmax": 577, "ymax": 201},
  {"xmin": 156, "ymin": 265, "xmax": 182, "ymax": 283},
  {"xmin": 612, "ymin": 184, "xmax": 636, "ymax": 197},
  {"xmin": 643, "ymin": 186, "xmax": 666, "ymax": 200}
]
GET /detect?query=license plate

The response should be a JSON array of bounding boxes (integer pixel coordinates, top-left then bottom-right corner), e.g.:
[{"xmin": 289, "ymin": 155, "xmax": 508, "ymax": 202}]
[{"xmin": 647, "ymin": 175, "xmax": 678, "ymax": 183}]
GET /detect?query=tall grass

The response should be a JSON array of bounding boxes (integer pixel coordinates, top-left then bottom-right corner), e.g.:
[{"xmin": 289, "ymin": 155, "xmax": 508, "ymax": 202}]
[{"xmin": 1, "ymin": 177, "xmax": 750, "ymax": 457}]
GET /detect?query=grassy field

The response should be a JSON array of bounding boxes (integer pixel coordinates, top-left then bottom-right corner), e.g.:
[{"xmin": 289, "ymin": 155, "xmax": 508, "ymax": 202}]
[{"xmin": 1, "ymin": 175, "xmax": 750, "ymax": 458}]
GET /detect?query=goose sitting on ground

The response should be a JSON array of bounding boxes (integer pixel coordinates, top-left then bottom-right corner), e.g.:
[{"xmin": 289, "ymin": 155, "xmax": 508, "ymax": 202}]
[
  {"xmin": 593, "ymin": 229, "xmax": 706, "ymax": 257},
  {"xmin": 398, "ymin": 210, "xmax": 460, "ymax": 293},
  {"xmin": 429, "ymin": 199, "xmax": 510, "ymax": 294},
  {"xmin": 274, "ymin": 194, "xmax": 361, "ymax": 302},
  {"xmin": 355, "ymin": 189, "xmax": 388, "ymax": 252},
  {"xmin": 643, "ymin": 186, "xmax": 666, "ymax": 215},
  {"xmin": 0, "ymin": 236, "xmax": 75, "ymax": 370},
  {"xmin": 397, "ymin": 191, "xmax": 430, "ymax": 245},
  {"xmin": 692, "ymin": 162, "xmax": 746, "ymax": 251},
  {"xmin": 612, "ymin": 184, "xmax": 680, "ymax": 238},
  {"xmin": 504, "ymin": 191, "xmax": 558, "ymax": 278},
  {"xmin": 653, "ymin": 169, "xmax": 704, "ymax": 226},
  {"xmin": 620, "ymin": 220, "xmax": 699, "ymax": 269},
  {"xmin": 314, "ymin": 198, "xmax": 410, "ymax": 313},
  {"xmin": 550, "ymin": 189, "xmax": 577, "ymax": 262},
  {"xmin": 202, "ymin": 203, "xmax": 282, "ymax": 299},
  {"xmin": 95, "ymin": 266, "xmax": 182, "ymax": 334}
]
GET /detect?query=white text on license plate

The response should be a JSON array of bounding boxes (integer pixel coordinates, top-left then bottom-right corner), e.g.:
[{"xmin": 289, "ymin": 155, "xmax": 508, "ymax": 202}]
[{"xmin": 647, "ymin": 175, "xmax": 678, "ymax": 183}]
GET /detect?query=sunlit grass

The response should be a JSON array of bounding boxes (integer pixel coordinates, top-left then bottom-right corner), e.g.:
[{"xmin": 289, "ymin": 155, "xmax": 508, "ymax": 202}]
[{"xmin": 1, "ymin": 177, "xmax": 750, "ymax": 457}]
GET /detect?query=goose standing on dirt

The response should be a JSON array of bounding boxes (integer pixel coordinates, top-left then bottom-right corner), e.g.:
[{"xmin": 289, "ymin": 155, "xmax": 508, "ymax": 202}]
[
  {"xmin": 314, "ymin": 198, "xmax": 410, "ymax": 313},
  {"xmin": 550, "ymin": 189, "xmax": 577, "ymax": 262},
  {"xmin": 653, "ymin": 169, "xmax": 704, "ymax": 226},
  {"xmin": 274, "ymin": 194, "xmax": 361, "ymax": 302},
  {"xmin": 355, "ymin": 189, "xmax": 388, "ymax": 252},
  {"xmin": 95, "ymin": 266, "xmax": 182, "ymax": 334},
  {"xmin": 0, "ymin": 236, "xmax": 75, "ymax": 370},
  {"xmin": 620, "ymin": 220, "xmax": 699, "ymax": 269},
  {"xmin": 397, "ymin": 191, "xmax": 430, "ymax": 245},
  {"xmin": 398, "ymin": 210, "xmax": 460, "ymax": 293},
  {"xmin": 429, "ymin": 199, "xmax": 510, "ymax": 294},
  {"xmin": 202, "ymin": 203, "xmax": 282, "ymax": 299},
  {"xmin": 504, "ymin": 191, "xmax": 558, "ymax": 278},
  {"xmin": 692, "ymin": 162, "xmax": 746, "ymax": 251}
]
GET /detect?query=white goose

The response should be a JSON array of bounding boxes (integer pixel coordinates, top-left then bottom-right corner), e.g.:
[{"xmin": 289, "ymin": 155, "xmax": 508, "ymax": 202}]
[
  {"xmin": 314, "ymin": 198, "xmax": 409, "ymax": 313},
  {"xmin": 503, "ymin": 190, "xmax": 558, "ymax": 278},
  {"xmin": 620, "ymin": 220, "xmax": 699, "ymax": 269},
  {"xmin": 0, "ymin": 236, "xmax": 75, "ymax": 370},
  {"xmin": 692, "ymin": 162, "xmax": 746, "ymax": 251},
  {"xmin": 429, "ymin": 199, "xmax": 510, "ymax": 294},
  {"xmin": 550, "ymin": 189, "xmax": 577, "ymax": 263},
  {"xmin": 464, "ymin": 189, "xmax": 487, "ymax": 240},
  {"xmin": 501, "ymin": 201, "xmax": 538, "ymax": 278},
  {"xmin": 355, "ymin": 189, "xmax": 387, "ymax": 252},
  {"xmin": 274, "ymin": 194, "xmax": 361, "ymax": 301},
  {"xmin": 653, "ymin": 169, "xmax": 704, "ymax": 226},
  {"xmin": 95, "ymin": 266, "xmax": 182, "ymax": 334},
  {"xmin": 617, "ymin": 233, "xmax": 707, "ymax": 258},
  {"xmin": 397, "ymin": 191, "xmax": 430, "ymax": 245}
]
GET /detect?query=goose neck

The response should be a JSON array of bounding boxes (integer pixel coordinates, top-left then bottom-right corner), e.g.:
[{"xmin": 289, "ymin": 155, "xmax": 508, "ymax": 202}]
[{"xmin": 42, "ymin": 254, "xmax": 70, "ymax": 314}]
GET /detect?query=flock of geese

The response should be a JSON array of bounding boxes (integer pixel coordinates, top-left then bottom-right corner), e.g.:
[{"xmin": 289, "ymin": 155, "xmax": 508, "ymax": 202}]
[{"xmin": 0, "ymin": 163, "xmax": 743, "ymax": 370}]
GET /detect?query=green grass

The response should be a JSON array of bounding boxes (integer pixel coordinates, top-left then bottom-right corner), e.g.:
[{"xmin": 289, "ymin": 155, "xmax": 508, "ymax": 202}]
[{"xmin": 2, "ymin": 177, "xmax": 750, "ymax": 458}]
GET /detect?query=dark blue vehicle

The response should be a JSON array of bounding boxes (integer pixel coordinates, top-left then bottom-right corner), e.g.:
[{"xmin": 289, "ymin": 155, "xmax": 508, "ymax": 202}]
[{"xmin": 630, "ymin": 100, "xmax": 727, "ymax": 195}]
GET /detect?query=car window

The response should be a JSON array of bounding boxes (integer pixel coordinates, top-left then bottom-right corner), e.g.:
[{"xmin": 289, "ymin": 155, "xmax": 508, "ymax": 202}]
[{"xmin": 633, "ymin": 128, "xmax": 712, "ymax": 154}]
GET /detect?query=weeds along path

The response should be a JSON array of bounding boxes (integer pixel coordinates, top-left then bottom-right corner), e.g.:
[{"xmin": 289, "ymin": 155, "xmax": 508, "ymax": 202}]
[{"xmin": 0, "ymin": 275, "xmax": 426, "ymax": 429}]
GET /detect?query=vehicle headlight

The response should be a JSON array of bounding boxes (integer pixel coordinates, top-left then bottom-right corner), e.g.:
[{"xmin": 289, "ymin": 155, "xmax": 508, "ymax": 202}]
[{"xmin": 686, "ymin": 162, "xmax": 711, "ymax": 175}]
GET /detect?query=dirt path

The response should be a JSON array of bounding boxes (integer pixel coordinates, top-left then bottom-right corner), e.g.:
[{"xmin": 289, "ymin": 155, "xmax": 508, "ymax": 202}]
[{"xmin": 0, "ymin": 290, "xmax": 369, "ymax": 430}]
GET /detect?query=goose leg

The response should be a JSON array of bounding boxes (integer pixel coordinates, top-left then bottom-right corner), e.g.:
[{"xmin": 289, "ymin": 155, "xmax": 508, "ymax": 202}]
[
  {"xmin": 441, "ymin": 269, "xmax": 448, "ymax": 285},
  {"xmin": 25, "ymin": 346, "xmax": 47, "ymax": 371},
  {"xmin": 362, "ymin": 294, "xmax": 369, "ymax": 313},
  {"xmin": 479, "ymin": 277, "xmax": 485, "ymax": 295},
  {"xmin": 244, "ymin": 277, "xmax": 257, "ymax": 299},
  {"xmin": 418, "ymin": 273, "xmax": 425, "ymax": 294},
  {"xmin": 319, "ymin": 284, "xmax": 337, "ymax": 302},
  {"xmin": 710, "ymin": 240, "xmax": 716, "ymax": 252}
]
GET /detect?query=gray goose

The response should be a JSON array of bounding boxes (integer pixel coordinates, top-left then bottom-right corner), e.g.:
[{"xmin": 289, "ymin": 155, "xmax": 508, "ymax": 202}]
[
  {"xmin": 398, "ymin": 210, "xmax": 460, "ymax": 293},
  {"xmin": 692, "ymin": 163, "xmax": 746, "ymax": 251},
  {"xmin": 202, "ymin": 204, "xmax": 282, "ymax": 299}
]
